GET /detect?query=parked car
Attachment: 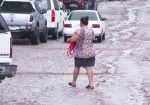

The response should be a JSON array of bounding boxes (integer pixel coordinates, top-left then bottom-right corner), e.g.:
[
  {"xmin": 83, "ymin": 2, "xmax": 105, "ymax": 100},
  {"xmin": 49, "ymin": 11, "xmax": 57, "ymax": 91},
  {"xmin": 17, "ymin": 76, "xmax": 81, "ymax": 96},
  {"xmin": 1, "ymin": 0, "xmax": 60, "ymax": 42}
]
[
  {"xmin": 0, "ymin": 0, "xmax": 48, "ymax": 45},
  {"xmin": 69, "ymin": 0, "xmax": 81, "ymax": 11},
  {"xmin": 63, "ymin": 10, "xmax": 106, "ymax": 42},
  {"xmin": 0, "ymin": 13, "xmax": 17, "ymax": 83},
  {"xmin": 37, "ymin": 0, "xmax": 64, "ymax": 39}
]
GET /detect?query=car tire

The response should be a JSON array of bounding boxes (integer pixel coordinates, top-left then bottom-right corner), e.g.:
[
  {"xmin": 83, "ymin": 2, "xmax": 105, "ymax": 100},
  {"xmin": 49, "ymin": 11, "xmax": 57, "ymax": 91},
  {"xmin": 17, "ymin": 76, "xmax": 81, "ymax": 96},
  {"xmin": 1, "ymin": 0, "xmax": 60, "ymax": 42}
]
[
  {"xmin": 52, "ymin": 31, "xmax": 58, "ymax": 39},
  {"xmin": 40, "ymin": 26, "xmax": 48, "ymax": 43},
  {"xmin": 64, "ymin": 36, "xmax": 67, "ymax": 42},
  {"xmin": 102, "ymin": 33, "xmax": 105, "ymax": 40},
  {"xmin": 31, "ymin": 28, "xmax": 40, "ymax": 45},
  {"xmin": 0, "ymin": 76, "xmax": 5, "ymax": 80},
  {"xmin": 59, "ymin": 31, "xmax": 63, "ymax": 36},
  {"xmin": 97, "ymin": 35, "xmax": 102, "ymax": 43},
  {"xmin": 52, "ymin": 25, "xmax": 59, "ymax": 39}
]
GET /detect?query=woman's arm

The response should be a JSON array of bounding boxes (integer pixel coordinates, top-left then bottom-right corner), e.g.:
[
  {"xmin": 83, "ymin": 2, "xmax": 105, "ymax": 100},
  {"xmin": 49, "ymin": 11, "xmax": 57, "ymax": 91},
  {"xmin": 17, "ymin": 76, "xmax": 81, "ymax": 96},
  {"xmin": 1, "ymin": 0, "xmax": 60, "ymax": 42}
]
[{"xmin": 68, "ymin": 32, "xmax": 79, "ymax": 42}]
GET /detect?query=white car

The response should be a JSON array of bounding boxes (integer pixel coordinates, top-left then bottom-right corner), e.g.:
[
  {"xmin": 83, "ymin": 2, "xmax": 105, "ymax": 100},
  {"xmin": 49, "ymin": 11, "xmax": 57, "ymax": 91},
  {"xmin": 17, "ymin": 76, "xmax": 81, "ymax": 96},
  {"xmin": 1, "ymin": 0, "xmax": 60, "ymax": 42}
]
[
  {"xmin": 63, "ymin": 10, "xmax": 106, "ymax": 42},
  {"xmin": 37, "ymin": 0, "xmax": 65, "ymax": 39},
  {"xmin": 0, "ymin": 13, "xmax": 17, "ymax": 82}
]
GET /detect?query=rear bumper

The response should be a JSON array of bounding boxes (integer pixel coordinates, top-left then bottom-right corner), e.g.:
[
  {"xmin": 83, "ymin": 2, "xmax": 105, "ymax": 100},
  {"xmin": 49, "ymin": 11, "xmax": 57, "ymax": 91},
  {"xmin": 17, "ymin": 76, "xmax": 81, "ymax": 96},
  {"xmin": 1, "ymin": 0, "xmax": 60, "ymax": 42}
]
[
  {"xmin": 11, "ymin": 29, "xmax": 33, "ymax": 33},
  {"xmin": 11, "ymin": 29, "xmax": 33, "ymax": 39},
  {"xmin": 48, "ymin": 28, "xmax": 57, "ymax": 35},
  {"xmin": 0, "ymin": 64, "xmax": 17, "ymax": 78},
  {"xmin": 64, "ymin": 28, "xmax": 103, "ymax": 37},
  {"xmin": 63, "ymin": 31, "xmax": 102, "ymax": 38}
]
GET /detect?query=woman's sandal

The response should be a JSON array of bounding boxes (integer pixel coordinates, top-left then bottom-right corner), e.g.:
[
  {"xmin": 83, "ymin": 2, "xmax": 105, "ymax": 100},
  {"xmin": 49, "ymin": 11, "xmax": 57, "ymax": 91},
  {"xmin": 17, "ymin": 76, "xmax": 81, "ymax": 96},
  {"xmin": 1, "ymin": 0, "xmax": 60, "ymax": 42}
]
[
  {"xmin": 68, "ymin": 82, "xmax": 76, "ymax": 87},
  {"xmin": 85, "ymin": 85, "xmax": 94, "ymax": 89}
]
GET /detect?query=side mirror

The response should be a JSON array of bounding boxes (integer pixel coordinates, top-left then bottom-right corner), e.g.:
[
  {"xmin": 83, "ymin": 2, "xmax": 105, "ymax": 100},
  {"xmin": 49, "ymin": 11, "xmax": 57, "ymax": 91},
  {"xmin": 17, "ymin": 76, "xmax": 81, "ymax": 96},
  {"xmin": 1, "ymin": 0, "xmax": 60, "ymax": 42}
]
[
  {"xmin": 101, "ymin": 18, "xmax": 107, "ymax": 21},
  {"xmin": 40, "ymin": 9, "xmax": 47, "ymax": 14},
  {"xmin": 65, "ymin": 9, "xmax": 70, "ymax": 15},
  {"xmin": 0, "ymin": 23, "xmax": 5, "ymax": 30}
]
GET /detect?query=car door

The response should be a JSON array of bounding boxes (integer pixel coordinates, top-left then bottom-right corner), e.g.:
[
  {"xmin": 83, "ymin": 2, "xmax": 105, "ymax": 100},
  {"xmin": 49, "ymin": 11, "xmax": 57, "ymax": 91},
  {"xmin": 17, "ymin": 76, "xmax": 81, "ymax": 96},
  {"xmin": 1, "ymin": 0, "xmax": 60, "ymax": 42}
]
[
  {"xmin": 0, "ymin": 14, "xmax": 11, "ymax": 61},
  {"xmin": 53, "ymin": 0, "xmax": 63, "ymax": 32}
]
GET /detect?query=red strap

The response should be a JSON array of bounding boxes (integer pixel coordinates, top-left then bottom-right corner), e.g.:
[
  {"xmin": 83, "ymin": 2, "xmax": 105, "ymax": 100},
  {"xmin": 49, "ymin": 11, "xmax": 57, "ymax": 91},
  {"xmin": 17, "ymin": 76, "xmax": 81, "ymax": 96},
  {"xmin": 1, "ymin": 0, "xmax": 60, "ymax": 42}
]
[{"xmin": 67, "ymin": 42, "xmax": 76, "ymax": 57}]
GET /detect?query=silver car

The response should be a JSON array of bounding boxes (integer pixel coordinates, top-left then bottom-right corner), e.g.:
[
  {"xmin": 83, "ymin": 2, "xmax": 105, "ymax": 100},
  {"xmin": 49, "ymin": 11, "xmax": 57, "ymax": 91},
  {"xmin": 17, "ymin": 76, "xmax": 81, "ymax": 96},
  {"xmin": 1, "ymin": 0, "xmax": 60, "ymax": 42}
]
[{"xmin": 0, "ymin": 0, "xmax": 48, "ymax": 45}]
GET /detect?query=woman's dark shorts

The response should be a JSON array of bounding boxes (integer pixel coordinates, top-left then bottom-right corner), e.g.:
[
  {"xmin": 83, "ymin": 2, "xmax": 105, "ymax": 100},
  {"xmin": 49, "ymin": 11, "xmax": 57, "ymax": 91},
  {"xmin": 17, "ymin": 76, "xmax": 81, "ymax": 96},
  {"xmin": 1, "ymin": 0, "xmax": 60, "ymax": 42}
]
[{"xmin": 74, "ymin": 57, "xmax": 95, "ymax": 68}]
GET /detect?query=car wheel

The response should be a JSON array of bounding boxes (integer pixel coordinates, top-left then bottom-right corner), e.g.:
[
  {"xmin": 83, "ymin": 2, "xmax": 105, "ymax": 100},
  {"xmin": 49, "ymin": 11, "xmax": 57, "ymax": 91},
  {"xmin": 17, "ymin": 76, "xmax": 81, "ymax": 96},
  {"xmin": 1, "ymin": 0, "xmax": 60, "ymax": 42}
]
[
  {"xmin": 31, "ymin": 28, "xmax": 40, "ymax": 45},
  {"xmin": 102, "ymin": 33, "xmax": 105, "ymax": 40},
  {"xmin": 0, "ymin": 76, "xmax": 5, "ymax": 80},
  {"xmin": 52, "ymin": 25, "xmax": 59, "ymax": 39},
  {"xmin": 58, "ymin": 31, "xmax": 63, "ymax": 36},
  {"xmin": 52, "ymin": 31, "xmax": 58, "ymax": 39},
  {"xmin": 97, "ymin": 35, "xmax": 102, "ymax": 43},
  {"xmin": 64, "ymin": 36, "xmax": 68, "ymax": 42},
  {"xmin": 40, "ymin": 26, "xmax": 48, "ymax": 43}
]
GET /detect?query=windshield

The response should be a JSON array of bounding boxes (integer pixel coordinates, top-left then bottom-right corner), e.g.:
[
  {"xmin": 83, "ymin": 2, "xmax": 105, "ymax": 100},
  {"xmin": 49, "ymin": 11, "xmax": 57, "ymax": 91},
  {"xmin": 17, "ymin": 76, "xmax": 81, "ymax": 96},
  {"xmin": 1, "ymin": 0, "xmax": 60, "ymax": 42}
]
[
  {"xmin": 1, "ymin": 1, "xmax": 35, "ymax": 13},
  {"xmin": 68, "ymin": 12, "xmax": 98, "ymax": 21},
  {"xmin": 0, "ymin": 14, "xmax": 9, "ymax": 33}
]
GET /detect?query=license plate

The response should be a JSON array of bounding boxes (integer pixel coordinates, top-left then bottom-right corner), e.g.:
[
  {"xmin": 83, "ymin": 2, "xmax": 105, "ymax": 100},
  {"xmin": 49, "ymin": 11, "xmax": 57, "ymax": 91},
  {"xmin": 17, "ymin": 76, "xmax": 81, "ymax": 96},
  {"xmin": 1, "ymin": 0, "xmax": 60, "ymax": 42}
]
[
  {"xmin": 70, "ymin": 4, "xmax": 78, "ymax": 7},
  {"xmin": 9, "ymin": 26, "xmax": 19, "ymax": 31}
]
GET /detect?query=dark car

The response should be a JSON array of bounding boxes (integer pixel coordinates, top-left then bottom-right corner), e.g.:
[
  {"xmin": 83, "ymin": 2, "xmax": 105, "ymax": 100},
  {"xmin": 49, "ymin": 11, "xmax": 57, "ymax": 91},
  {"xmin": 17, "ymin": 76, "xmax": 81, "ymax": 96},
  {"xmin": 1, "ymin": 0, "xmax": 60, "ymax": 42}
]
[{"xmin": 69, "ymin": 0, "xmax": 81, "ymax": 11}]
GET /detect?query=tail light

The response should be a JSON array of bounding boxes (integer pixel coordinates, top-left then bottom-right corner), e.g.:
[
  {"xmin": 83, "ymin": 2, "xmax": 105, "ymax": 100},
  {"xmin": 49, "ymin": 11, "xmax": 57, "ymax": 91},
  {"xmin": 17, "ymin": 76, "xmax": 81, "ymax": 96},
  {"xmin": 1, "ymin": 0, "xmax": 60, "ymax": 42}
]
[
  {"xmin": 10, "ymin": 38, "xmax": 12, "ymax": 58},
  {"xmin": 52, "ymin": 9, "xmax": 55, "ymax": 22},
  {"xmin": 30, "ymin": 15, "xmax": 33, "ymax": 22},
  {"xmin": 26, "ymin": 22, "xmax": 32, "ymax": 29},
  {"xmin": 64, "ymin": 24, "xmax": 72, "ymax": 28},
  {"xmin": 92, "ymin": 24, "xmax": 100, "ymax": 28}
]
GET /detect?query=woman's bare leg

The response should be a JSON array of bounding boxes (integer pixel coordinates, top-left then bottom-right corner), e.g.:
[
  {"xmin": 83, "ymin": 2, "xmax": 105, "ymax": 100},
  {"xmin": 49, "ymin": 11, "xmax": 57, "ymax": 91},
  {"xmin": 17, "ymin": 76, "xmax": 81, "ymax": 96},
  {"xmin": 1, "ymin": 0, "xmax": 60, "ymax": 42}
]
[
  {"xmin": 86, "ymin": 67, "xmax": 94, "ymax": 86},
  {"xmin": 71, "ymin": 67, "xmax": 80, "ymax": 85}
]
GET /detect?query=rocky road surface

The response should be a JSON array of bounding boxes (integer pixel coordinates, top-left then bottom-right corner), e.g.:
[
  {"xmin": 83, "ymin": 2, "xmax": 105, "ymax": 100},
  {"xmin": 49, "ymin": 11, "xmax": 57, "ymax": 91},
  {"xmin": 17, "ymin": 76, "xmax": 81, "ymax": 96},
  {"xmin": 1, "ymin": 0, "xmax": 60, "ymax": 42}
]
[{"xmin": 0, "ymin": 0, "xmax": 150, "ymax": 105}]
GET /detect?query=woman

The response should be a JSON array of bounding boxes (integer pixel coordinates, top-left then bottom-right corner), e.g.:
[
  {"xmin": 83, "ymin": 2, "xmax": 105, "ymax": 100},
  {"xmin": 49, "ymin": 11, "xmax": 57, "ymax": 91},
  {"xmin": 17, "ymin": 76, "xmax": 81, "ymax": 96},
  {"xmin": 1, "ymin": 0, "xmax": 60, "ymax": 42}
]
[{"xmin": 68, "ymin": 16, "xmax": 95, "ymax": 89}]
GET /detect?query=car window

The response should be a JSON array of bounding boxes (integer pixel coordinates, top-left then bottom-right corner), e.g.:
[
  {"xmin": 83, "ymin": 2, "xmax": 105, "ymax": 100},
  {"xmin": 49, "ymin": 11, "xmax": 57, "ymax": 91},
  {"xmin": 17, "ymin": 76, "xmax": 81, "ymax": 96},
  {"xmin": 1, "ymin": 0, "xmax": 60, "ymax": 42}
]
[
  {"xmin": 0, "ymin": 14, "xmax": 9, "ymax": 33},
  {"xmin": 36, "ymin": 0, "xmax": 51, "ymax": 10},
  {"xmin": 1, "ymin": 1, "xmax": 35, "ymax": 13},
  {"xmin": 53, "ymin": 0, "xmax": 59, "ymax": 10},
  {"xmin": 68, "ymin": 12, "xmax": 98, "ymax": 21}
]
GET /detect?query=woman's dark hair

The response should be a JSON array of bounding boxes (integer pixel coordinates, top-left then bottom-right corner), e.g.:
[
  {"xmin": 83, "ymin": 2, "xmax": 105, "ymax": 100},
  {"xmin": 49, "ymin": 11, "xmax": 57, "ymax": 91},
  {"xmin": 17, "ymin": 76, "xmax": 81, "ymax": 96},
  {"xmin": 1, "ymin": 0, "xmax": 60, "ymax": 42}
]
[{"xmin": 80, "ymin": 16, "xmax": 89, "ymax": 25}]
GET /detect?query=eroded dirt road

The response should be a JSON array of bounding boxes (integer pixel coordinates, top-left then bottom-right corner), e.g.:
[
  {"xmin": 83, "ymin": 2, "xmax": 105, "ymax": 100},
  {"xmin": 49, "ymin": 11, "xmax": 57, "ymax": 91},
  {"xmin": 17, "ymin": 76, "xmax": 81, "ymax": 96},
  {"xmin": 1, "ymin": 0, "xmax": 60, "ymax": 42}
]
[{"xmin": 0, "ymin": 0, "xmax": 150, "ymax": 105}]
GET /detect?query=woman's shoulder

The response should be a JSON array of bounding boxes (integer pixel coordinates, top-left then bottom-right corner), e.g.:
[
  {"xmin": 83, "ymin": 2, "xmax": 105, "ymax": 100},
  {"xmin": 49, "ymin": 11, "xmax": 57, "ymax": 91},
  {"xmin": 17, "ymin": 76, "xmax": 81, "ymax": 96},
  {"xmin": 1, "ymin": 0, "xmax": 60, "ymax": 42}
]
[{"xmin": 88, "ymin": 28, "xmax": 94, "ymax": 32}]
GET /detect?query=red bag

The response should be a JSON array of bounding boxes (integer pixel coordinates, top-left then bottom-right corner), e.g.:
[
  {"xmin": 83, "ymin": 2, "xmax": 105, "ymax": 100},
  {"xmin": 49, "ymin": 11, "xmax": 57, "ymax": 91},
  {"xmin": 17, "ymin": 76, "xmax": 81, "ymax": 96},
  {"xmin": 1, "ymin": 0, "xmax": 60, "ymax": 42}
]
[{"xmin": 67, "ymin": 42, "xmax": 76, "ymax": 57}]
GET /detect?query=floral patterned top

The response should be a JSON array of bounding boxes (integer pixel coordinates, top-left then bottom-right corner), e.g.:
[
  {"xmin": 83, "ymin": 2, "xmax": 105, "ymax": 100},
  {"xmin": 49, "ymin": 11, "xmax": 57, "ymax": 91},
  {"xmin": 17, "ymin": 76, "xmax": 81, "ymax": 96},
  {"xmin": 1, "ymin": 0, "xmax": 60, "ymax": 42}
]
[{"xmin": 74, "ymin": 27, "xmax": 95, "ymax": 58}]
